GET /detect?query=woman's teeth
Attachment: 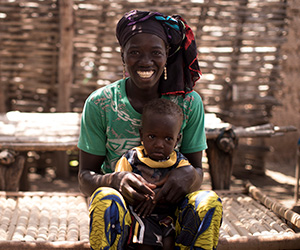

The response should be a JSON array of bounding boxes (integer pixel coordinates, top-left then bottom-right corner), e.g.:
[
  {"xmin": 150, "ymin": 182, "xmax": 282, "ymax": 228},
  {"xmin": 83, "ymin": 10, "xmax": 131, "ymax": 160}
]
[{"xmin": 137, "ymin": 71, "xmax": 154, "ymax": 78}]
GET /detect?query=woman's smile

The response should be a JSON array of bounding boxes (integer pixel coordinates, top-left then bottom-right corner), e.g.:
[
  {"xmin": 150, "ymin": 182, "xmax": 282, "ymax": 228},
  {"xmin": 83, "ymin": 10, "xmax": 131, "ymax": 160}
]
[{"xmin": 137, "ymin": 70, "xmax": 155, "ymax": 79}]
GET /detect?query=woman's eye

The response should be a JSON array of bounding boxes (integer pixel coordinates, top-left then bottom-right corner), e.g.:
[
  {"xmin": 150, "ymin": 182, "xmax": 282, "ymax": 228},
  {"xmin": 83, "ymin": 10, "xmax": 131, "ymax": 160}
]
[
  {"xmin": 153, "ymin": 51, "xmax": 163, "ymax": 56},
  {"xmin": 129, "ymin": 50, "xmax": 139, "ymax": 55}
]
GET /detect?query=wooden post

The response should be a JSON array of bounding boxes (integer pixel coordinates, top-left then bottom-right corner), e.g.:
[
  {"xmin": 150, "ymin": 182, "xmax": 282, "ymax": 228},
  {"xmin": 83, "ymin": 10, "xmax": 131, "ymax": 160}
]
[
  {"xmin": 56, "ymin": 0, "xmax": 74, "ymax": 178},
  {"xmin": 0, "ymin": 83, "xmax": 6, "ymax": 113},
  {"xmin": 206, "ymin": 128, "xmax": 238, "ymax": 190},
  {"xmin": 57, "ymin": 0, "xmax": 74, "ymax": 112},
  {"xmin": 295, "ymin": 139, "xmax": 300, "ymax": 203},
  {"xmin": 0, "ymin": 151, "xmax": 25, "ymax": 191}
]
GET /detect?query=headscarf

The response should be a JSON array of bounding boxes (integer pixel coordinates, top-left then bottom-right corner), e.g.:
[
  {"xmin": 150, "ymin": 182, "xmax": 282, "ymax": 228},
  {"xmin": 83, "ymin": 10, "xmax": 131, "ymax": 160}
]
[{"xmin": 116, "ymin": 10, "xmax": 201, "ymax": 95}]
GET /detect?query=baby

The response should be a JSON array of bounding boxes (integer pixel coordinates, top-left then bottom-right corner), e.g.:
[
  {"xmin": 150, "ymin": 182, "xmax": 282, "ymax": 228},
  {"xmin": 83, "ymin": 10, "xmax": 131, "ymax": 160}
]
[{"xmin": 115, "ymin": 98, "xmax": 192, "ymax": 250}]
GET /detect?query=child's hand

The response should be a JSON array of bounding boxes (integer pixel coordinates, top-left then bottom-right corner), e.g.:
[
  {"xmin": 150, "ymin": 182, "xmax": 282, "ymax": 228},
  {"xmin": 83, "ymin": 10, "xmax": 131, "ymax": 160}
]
[
  {"xmin": 134, "ymin": 194, "xmax": 156, "ymax": 218},
  {"xmin": 117, "ymin": 172, "xmax": 156, "ymax": 206},
  {"xmin": 134, "ymin": 187, "xmax": 161, "ymax": 218}
]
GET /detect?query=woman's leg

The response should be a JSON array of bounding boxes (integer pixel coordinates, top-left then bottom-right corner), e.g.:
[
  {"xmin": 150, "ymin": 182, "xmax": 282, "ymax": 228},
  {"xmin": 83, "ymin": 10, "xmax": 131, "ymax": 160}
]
[
  {"xmin": 89, "ymin": 187, "xmax": 132, "ymax": 250},
  {"xmin": 174, "ymin": 190, "xmax": 223, "ymax": 250}
]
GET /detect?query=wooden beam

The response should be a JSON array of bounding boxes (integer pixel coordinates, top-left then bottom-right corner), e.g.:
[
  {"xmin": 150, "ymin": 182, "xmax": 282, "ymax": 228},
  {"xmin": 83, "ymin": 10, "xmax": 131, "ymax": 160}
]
[
  {"xmin": 0, "ymin": 84, "xmax": 6, "ymax": 113},
  {"xmin": 57, "ymin": 0, "xmax": 74, "ymax": 112},
  {"xmin": 56, "ymin": 0, "xmax": 74, "ymax": 178}
]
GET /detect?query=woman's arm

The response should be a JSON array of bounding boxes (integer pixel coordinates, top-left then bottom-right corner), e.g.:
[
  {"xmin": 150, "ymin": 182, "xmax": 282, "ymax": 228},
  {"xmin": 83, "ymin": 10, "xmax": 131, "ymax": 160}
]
[
  {"xmin": 78, "ymin": 150, "xmax": 155, "ymax": 203},
  {"xmin": 78, "ymin": 150, "xmax": 114, "ymax": 196},
  {"xmin": 184, "ymin": 150, "xmax": 204, "ymax": 189}
]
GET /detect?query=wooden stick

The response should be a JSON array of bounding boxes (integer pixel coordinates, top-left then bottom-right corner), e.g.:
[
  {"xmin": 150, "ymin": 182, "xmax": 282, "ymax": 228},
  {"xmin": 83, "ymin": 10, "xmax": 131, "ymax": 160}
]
[
  {"xmin": 36, "ymin": 196, "xmax": 50, "ymax": 241},
  {"xmin": 48, "ymin": 196, "xmax": 62, "ymax": 241},
  {"xmin": 0, "ymin": 198, "xmax": 16, "ymax": 240},
  {"xmin": 218, "ymin": 233, "xmax": 300, "ymax": 250},
  {"xmin": 57, "ymin": 196, "xmax": 68, "ymax": 241},
  {"xmin": 246, "ymin": 182, "xmax": 300, "ymax": 228}
]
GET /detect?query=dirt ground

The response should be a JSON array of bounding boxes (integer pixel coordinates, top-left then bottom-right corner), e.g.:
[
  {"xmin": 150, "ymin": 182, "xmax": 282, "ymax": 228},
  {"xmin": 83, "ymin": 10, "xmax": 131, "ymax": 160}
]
[{"xmin": 26, "ymin": 155, "xmax": 300, "ymax": 214}]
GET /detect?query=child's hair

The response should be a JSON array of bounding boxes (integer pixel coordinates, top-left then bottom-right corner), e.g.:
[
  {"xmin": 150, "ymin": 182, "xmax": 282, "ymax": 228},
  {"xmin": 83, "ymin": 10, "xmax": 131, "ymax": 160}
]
[{"xmin": 142, "ymin": 98, "xmax": 183, "ymax": 125}]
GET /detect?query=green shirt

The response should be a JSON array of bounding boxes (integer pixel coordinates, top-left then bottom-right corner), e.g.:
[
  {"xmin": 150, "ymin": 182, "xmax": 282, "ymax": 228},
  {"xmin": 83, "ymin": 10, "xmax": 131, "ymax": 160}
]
[{"xmin": 78, "ymin": 79, "xmax": 207, "ymax": 173}]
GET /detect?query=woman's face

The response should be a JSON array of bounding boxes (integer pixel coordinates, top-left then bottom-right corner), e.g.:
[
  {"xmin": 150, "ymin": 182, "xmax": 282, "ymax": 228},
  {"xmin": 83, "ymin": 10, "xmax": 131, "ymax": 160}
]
[{"xmin": 122, "ymin": 33, "xmax": 168, "ymax": 91}]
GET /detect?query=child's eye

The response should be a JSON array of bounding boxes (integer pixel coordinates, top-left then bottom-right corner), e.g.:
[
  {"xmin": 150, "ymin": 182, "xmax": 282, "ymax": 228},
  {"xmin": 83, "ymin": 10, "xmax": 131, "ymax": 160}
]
[
  {"xmin": 148, "ymin": 135, "xmax": 155, "ymax": 139},
  {"xmin": 165, "ymin": 137, "xmax": 173, "ymax": 142}
]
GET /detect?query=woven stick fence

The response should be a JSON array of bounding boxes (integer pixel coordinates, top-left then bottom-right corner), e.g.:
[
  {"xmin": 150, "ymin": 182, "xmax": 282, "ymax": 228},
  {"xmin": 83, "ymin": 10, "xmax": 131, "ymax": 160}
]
[
  {"xmin": 0, "ymin": 0, "xmax": 295, "ymax": 175},
  {"xmin": 0, "ymin": 0, "xmax": 288, "ymax": 126}
]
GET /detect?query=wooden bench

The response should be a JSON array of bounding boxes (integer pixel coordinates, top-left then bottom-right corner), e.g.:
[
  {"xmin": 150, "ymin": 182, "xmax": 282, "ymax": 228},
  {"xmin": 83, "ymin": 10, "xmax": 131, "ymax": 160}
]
[
  {"xmin": 0, "ymin": 191, "xmax": 89, "ymax": 250},
  {"xmin": 0, "ymin": 111, "xmax": 296, "ymax": 190},
  {"xmin": 0, "ymin": 112, "xmax": 81, "ymax": 190},
  {"xmin": 0, "ymin": 183, "xmax": 299, "ymax": 249},
  {"xmin": 217, "ymin": 183, "xmax": 300, "ymax": 250}
]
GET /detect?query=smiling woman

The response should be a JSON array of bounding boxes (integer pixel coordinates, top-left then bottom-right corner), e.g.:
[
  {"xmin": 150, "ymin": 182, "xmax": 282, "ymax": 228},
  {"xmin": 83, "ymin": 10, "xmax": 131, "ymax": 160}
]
[
  {"xmin": 122, "ymin": 33, "xmax": 167, "ymax": 113},
  {"xmin": 77, "ymin": 10, "xmax": 222, "ymax": 250}
]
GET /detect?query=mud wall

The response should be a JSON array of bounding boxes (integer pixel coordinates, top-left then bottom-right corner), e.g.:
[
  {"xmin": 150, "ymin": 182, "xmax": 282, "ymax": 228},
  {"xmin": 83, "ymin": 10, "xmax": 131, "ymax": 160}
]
[{"xmin": 267, "ymin": 0, "xmax": 300, "ymax": 168}]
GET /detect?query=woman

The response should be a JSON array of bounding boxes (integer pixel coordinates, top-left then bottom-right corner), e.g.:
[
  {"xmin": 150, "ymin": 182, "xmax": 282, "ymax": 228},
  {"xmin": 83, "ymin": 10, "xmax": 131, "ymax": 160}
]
[{"xmin": 78, "ymin": 10, "xmax": 222, "ymax": 250}]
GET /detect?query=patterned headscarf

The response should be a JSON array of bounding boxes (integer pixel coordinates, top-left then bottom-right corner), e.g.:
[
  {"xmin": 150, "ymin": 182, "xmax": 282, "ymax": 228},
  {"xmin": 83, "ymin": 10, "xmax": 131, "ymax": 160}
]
[{"xmin": 116, "ymin": 10, "xmax": 201, "ymax": 95}]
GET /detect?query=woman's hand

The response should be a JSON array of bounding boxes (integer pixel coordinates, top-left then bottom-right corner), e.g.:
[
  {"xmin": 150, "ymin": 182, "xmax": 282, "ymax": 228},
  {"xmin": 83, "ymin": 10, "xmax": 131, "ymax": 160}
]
[
  {"xmin": 154, "ymin": 164, "xmax": 203, "ymax": 204},
  {"xmin": 118, "ymin": 172, "xmax": 156, "ymax": 206}
]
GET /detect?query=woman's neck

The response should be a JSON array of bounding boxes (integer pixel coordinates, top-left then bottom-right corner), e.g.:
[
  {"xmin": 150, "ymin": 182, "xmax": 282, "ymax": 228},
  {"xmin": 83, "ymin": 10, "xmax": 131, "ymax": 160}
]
[{"xmin": 125, "ymin": 79, "xmax": 160, "ymax": 113}]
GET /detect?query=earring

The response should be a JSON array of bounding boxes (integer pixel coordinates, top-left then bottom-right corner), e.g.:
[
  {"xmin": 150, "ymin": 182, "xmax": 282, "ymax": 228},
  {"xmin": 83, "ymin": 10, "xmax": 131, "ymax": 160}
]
[
  {"xmin": 164, "ymin": 66, "xmax": 167, "ymax": 80},
  {"xmin": 123, "ymin": 64, "xmax": 126, "ymax": 79}
]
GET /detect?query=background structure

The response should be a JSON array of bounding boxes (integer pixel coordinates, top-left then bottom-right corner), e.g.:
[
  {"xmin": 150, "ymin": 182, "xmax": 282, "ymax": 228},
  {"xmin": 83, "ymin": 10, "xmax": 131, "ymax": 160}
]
[{"xmin": 0, "ymin": 0, "xmax": 299, "ymax": 172}]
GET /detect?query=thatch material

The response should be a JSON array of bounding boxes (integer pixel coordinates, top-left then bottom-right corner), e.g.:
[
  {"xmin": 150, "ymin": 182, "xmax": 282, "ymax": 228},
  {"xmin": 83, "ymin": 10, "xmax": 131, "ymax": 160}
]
[
  {"xmin": 0, "ymin": 192, "xmax": 89, "ymax": 249},
  {"xmin": 0, "ymin": 0, "xmax": 293, "ymax": 175},
  {"xmin": 0, "ymin": 186, "xmax": 299, "ymax": 249},
  {"xmin": 218, "ymin": 188, "xmax": 300, "ymax": 250},
  {"xmin": 0, "ymin": 0, "xmax": 288, "ymax": 127}
]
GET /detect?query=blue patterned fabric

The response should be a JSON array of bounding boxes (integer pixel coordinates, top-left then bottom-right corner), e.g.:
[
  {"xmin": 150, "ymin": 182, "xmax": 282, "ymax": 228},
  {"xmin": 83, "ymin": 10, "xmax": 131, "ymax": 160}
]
[{"xmin": 89, "ymin": 188, "xmax": 222, "ymax": 250}]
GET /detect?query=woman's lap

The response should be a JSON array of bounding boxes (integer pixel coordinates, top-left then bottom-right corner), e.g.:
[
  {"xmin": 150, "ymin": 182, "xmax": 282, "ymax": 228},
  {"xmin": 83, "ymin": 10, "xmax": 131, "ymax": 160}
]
[
  {"xmin": 89, "ymin": 187, "xmax": 132, "ymax": 250},
  {"xmin": 174, "ymin": 190, "xmax": 222, "ymax": 250},
  {"xmin": 89, "ymin": 187, "xmax": 222, "ymax": 250}
]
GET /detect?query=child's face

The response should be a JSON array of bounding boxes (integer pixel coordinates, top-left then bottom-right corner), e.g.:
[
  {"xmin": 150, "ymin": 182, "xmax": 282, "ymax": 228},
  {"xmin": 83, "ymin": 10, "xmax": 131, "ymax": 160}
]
[{"xmin": 140, "ymin": 113, "xmax": 181, "ymax": 161}]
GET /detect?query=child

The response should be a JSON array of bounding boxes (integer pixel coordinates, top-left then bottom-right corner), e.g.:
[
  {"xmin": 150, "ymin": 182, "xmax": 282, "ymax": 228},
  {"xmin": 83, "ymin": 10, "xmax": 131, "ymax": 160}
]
[{"xmin": 115, "ymin": 98, "xmax": 193, "ymax": 250}]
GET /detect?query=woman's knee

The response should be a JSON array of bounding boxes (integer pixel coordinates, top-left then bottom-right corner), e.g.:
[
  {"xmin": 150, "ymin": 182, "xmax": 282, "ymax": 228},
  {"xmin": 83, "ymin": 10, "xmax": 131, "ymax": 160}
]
[
  {"xmin": 90, "ymin": 187, "xmax": 123, "ymax": 201},
  {"xmin": 89, "ymin": 187, "xmax": 131, "ymax": 249},
  {"xmin": 89, "ymin": 187, "xmax": 126, "ymax": 214},
  {"xmin": 175, "ymin": 191, "xmax": 223, "ymax": 249},
  {"xmin": 189, "ymin": 190, "xmax": 221, "ymax": 207},
  {"xmin": 179, "ymin": 190, "xmax": 222, "ymax": 220}
]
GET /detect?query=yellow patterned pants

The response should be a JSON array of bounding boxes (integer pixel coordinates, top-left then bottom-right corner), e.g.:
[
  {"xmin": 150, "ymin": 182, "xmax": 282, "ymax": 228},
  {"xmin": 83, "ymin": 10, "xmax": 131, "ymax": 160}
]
[{"xmin": 89, "ymin": 187, "xmax": 222, "ymax": 250}]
